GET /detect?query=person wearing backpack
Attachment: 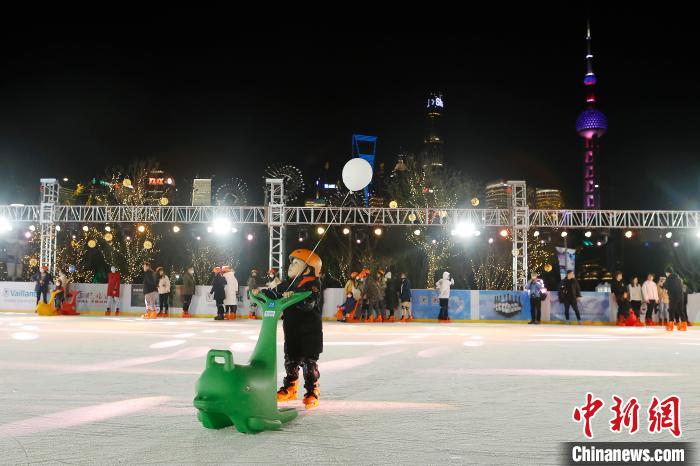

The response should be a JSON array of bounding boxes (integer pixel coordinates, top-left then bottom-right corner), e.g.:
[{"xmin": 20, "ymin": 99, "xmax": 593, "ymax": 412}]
[
  {"xmin": 558, "ymin": 270, "xmax": 582, "ymax": 324},
  {"xmin": 525, "ymin": 271, "xmax": 544, "ymax": 324}
]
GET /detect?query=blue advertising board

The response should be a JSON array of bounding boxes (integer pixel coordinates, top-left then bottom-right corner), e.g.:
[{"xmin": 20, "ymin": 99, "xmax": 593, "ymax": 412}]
[
  {"xmin": 548, "ymin": 291, "xmax": 610, "ymax": 322},
  {"xmin": 478, "ymin": 290, "xmax": 530, "ymax": 320},
  {"xmin": 410, "ymin": 289, "xmax": 471, "ymax": 320}
]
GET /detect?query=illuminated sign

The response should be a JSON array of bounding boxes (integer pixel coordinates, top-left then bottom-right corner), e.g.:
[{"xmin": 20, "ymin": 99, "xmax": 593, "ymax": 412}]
[
  {"xmin": 427, "ymin": 97, "xmax": 444, "ymax": 108},
  {"xmin": 148, "ymin": 177, "xmax": 173, "ymax": 186}
]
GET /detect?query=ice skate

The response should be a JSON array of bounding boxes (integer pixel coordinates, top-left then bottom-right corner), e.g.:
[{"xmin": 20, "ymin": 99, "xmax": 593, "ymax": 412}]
[
  {"xmin": 666, "ymin": 321, "xmax": 674, "ymax": 331},
  {"xmin": 182, "ymin": 311, "xmax": 191, "ymax": 318},
  {"xmin": 679, "ymin": 322, "xmax": 687, "ymax": 331},
  {"xmin": 105, "ymin": 310, "xmax": 111, "ymax": 316},
  {"xmin": 303, "ymin": 383, "xmax": 320, "ymax": 410},
  {"xmin": 277, "ymin": 380, "xmax": 299, "ymax": 402},
  {"xmin": 214, "ymin": 315, "xmax": 224, "ymax": 321},
  {"xmin": 388, "ymin": 315, "xmax": 395, "ymax": 322},
  {"xmin": 114, "ymin": 310, "xmax": 120, "ymax": 316},
  {"xmin": 375, "ymin": 315, "xmax": 383, "ymax": 323}
]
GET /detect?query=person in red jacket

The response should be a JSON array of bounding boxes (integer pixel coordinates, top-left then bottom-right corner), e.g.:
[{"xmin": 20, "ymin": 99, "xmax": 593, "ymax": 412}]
[{"xmin": 106, "ymin": 266, "xmax": 121, "ymax": 316}]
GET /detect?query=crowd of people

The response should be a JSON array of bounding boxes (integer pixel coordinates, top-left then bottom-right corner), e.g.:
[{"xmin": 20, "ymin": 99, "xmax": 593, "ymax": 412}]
[
  {"xmin": 335, "ymin": 268, "xmax": 455, "ymax": 323},
  {"xmin": 523, "ymin": 266, "xmax": 691, "ymax": 331}
]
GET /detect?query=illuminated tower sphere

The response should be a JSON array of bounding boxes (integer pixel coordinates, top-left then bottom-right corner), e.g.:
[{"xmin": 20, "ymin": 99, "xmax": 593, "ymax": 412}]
[
  {"xmin": 576, "ymin": 22, "xmax": 607, "ymax": 209},
  {"xmin": 424, "ymin": 91, "xmax": 444, "ymax": 168}
]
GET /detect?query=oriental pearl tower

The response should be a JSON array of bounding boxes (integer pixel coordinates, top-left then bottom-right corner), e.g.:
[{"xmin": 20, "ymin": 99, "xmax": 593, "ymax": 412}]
[{"xmin": 575, "ymin": 22, "xmax": 608, "ymax": 209}]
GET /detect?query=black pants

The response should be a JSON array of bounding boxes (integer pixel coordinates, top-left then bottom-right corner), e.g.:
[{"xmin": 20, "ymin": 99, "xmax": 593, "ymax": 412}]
[
  {"xmin": 563, "ymin": 301, "xmax": 580, "ymax": 321},
  {"xmin": 283, "ymin": 355, "xmax": 319, "ymax": 393},
  {"xmin": 215, "ymin": 299, "xmax": 225, "ymax": 317},
  {"xmin": 617, "ymin": 306, "xmax": 629, "ymax": 320},
  {"xmin": 159, "ymin": 293, "xmax": 169, "ymax": 311},
  {"xmin": 669, "ymin": 301, "xmax": 686, "ymax": 323},
  {"xmin": 183, "ymin": 294, "xmax": 193, "ymax": 312},
  {"xmin": 630, "ymin": 300, "xmax": 641, "ymax": 318},
  {"xmin": 530, "ymin": 297, "xmax": 541, "ymax": 322},
  {"xmin": 645, "ymin": 300, "xmax": 656, "ymax": 320},
  {"xmin": 438, "ymin": 298, "xmax": 449, "ymax": 320},
  {"xmin": 225, "ymin": 304, "xmax": 237, "ymax": 314},
  {"xmin": 36, "ymin": 290, "xmax": 48, "ymax": 304}
]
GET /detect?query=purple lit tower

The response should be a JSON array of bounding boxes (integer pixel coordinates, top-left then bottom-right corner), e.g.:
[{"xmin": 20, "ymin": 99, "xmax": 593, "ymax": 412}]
[{"xmin": 575, "ymin": 22, "xmax": 608, "ymax": 209}]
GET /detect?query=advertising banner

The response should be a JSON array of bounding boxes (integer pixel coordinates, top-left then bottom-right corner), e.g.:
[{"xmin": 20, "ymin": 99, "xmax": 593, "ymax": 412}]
[
  {"xmin": 555, "ymin": 247, "xmax": 576, "ymax": 280},
  {"xmin": 548, "ymin": 291, "xmax": 611, "ymax": 322},
  {"xmin": 0, "ymin": 282, "xmax": 37, "ymax": 310},
  {"xmin": 410, "ymin": 289, "xmax": 471, "ymax": 320},
  {"xmin": 478, "ymin": 290, "xmax": 530, "ymax": 320}
]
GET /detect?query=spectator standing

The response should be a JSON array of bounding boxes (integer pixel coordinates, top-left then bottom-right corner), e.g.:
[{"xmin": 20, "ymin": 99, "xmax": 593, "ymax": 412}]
[
  {"xmin": 525, "ymin": 272, "xmax": 544, "ymax": 324},
  {"xmin": 247, "ymin": 268, "xmax": 260, "ymax": 319},
  {"xmin": 641, "ymin": 273, "xmax": 658, "ymax": 326},
  {"xmin": 663, "ymin": 267, "xmax": 687, "ymax": 331},
  {"xmin": 182, "ymin": 266, "xmax": 196, "ymax": 318},
  {"xmin": 657, "ymin": 276, "xmax": 669, "ymax": 325},
  {"xmin": 558, "ymin": 270, "xmax": 582, "ymax": 324},
  {"xmin": 627, "ymin": 276, "xmax": 642, "ymax": 320},
  {"xmin": 210, "ymin": 267, "xmax": 227, "ymax": 321},
  {"xmin": 222, "ymin": 265, "xmax": 238, "ymax": 320},
  {"xmin": 399, "ymin": 272, "xmax": 413, "ymax": 321},
  {"xmin": 142, "ymin": 262, "xmax": 158, "ymax": 319},
  {"xmin": 156, "ymin": 267, "xmax": 171, "ymax": 317},
  {"xmin": 435, "ymin": 271, "xmax": 455, "ymax": 321},
  {"xmin": 106, "ymin": 266, "xmax": 120, "ymax": 316}
]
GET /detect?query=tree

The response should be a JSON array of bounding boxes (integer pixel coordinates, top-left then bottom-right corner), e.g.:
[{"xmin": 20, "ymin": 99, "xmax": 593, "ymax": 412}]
[{"xmin": 385, "ymin": 154, "xmax": 478, "ymax": 287}]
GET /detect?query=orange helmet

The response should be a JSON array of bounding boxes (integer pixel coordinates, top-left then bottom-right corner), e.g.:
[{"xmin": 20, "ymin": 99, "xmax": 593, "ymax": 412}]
[
  {"xmin": 289, "ymin": 248, "xmax": 322, "ymax": 276},
  {"xmin": 350, "ymin": 271, "xmax": 358, "ymax": 278},
  {"xmin": 212, "ymin": 266, "xmax": 221, "ymax": 273},
  {"xmin": 268, "ymin": 268, "xmax": 277, "ymax": 275},
  {"xmin": 41, "ymin": 265, "xmax": 49, "ymax": 271},
  {"xmin": 378, "ymin": 268, "xmax": 385, "ymax": 275}
]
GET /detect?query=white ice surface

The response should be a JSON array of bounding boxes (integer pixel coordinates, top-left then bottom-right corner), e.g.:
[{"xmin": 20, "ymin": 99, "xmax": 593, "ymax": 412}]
[{"xmin": 0, "ymin": 314, "xmax": 698, "ymax": 465}]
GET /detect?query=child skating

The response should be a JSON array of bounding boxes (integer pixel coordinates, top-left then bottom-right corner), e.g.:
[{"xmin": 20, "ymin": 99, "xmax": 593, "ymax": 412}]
[{"xmin": 258, "ymin": 248, "xmax": 323, "ymax": 409}]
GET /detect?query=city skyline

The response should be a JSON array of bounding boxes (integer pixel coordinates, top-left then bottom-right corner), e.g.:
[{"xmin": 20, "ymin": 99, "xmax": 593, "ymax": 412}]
[{"xmin": 1, "ymin": 14, "xmax": 698, "ymax": 210}]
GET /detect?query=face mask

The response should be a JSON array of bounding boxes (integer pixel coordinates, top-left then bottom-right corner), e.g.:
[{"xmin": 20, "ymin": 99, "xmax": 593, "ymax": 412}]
[{"xmin": 111, "ymin": 267, "xmax": 116, "ymax": 273}]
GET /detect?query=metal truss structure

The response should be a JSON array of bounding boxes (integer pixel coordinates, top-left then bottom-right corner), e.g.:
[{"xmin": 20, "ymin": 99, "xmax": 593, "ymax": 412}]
[
  {"xmin": 266, "ymin": 178, "xmax": 285, "ymax": 278},
  {"xmin": 4, "ymin": 180, "xmax": 700, "ymax": 289}
]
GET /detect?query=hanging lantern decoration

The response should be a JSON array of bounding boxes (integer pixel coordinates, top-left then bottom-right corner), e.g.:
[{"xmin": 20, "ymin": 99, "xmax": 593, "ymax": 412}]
[
  {"xmin": 544, "ymin": 264, "xmax": 553, "ymax": 273},
  {"xmin": 408, "ymin": 213, "xmax": 417, "ymax": 222},
  {"xmin": 143, "ymin": 240, "xmax": 153, "ymax": 250},
  {"xmin": 389, "ymin": 200, "xmax": 398, "ymax": 209},
  {"xmin": 159, "ymin": 197, "xmax": 169, "ymax": 206},
  {"xmin": 122, "ymin": 178, "xmax": 132, "ymax": 188},
  {"xmin": 87, "ymin": 239, "xmax": 97, "ymax": 248},
  {"xmin": 104, "ymin": 233, "xmax": 113, "ymax": 242},
  {"xmin": 471, "ymin": 197, "xmax": 480, "ymax": 207},
  {"xmin": 29, "ymin": 258, "xmax": 38, "ymax": 267}
]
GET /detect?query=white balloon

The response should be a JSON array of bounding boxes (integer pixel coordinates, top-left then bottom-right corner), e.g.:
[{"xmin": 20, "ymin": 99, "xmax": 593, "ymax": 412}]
[{"xmin": 342, "ymin": 158, "xmax": 373, "ymax": 192}]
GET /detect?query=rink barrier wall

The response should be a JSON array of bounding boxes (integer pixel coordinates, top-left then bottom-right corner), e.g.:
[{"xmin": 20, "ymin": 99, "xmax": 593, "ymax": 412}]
[{"xmin": 1, "ymin": 281, "xmax": 699, "ymax": 323}]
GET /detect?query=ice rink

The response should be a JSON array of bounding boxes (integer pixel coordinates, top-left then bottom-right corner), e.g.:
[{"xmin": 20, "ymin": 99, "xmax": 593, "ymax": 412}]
[{"xmin": 1, "ymin": 313, "xmax": 698, "ymax": 465}]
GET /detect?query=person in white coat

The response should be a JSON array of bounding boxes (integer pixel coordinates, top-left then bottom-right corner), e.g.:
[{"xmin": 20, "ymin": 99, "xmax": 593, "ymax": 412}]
[
  {"xmin": 222, "ymin": 265, "xmax": 238, "ymax": 320},
  {"xmin": 435, "ymin": 271, "xmax": 455, "ymax": 321},
  {"xmin": 641, "ymin": 273, "xmax": 659, "ymax": 326},
  {"xmin": 156, "ymin": 267, "xmax": 171, "ymax": 317}
]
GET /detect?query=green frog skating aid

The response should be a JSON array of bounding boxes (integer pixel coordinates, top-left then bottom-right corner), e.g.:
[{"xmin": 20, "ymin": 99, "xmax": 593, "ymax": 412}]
[{"xmin": 193, "ymin": 290, "xmax": 312, "ymax": 434}]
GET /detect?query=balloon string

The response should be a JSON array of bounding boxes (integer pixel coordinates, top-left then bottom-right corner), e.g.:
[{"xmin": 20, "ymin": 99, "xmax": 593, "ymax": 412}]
[{"xmin": 284, "ymin": 190, "xmax": 352, "ymax": 292}]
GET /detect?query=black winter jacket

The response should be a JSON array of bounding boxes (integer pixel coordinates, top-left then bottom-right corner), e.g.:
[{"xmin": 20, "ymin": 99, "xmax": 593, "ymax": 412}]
[
  {"xmin": 209, "ymin": 275, "xmax": 227, "ymax": 302},
  {"xmin": 143, "ymin": 270, "xmax": 158, "ymax": 294}
]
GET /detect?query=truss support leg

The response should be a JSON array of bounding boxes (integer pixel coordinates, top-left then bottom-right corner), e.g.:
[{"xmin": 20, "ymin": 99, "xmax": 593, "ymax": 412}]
[
  {"xmin": 266, "ymin": 178, "xmax": 285, "ymax": 279},
  {"xmin": 508, "ymin": 180, "xmax": 528, "ymax": 291}
]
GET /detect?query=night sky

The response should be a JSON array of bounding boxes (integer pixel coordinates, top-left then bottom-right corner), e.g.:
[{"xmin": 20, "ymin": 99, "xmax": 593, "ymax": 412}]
[{"xmin": 1, "ymin": 13, "xmax": 699, "ymax": 209}]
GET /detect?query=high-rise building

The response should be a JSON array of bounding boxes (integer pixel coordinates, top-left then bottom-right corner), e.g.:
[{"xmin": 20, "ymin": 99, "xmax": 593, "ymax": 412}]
[
  {"xmin": 535, "ymin": 189, "xmax": 564, "ymax": 209},
  {"xmin": 485, "ymin": 181, "xmax": 510, "ymax": 209},
  {"xmin": 424, "ymin": 91, "xmax": 445, "ymax": 168},
  {"xmin": 575, "ymin": 22, "xmax": 608, "ymax": 209}
]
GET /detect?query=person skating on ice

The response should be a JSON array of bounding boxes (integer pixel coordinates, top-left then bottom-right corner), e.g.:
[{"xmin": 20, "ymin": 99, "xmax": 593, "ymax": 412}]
[
  {"xmin": 182, "ymin": 266, "xmax": 195, "ymax": 318},
  {"xmin": 247, "ymin": 268, "xmax": 260, "ymax": 319},
  {"xmin": 106, "ymin": 266, "xmax": 121, "ymax": 316},
  {"xmin": 558, "ymin": 270, "xmax": 582, "ymax": 324},
  {"xmin": 435, "ymin": 271, "xmax": 454, "ymax": 321},
  {"xmin": 156, "ymin": 267, "xmax": 171, "ymax": 317},
  {"xmin": 142, "ymin": 262, "xmax": 158, "ymax": 319},
  {"xmin": 399, "ymin": 272, "xmax": 412, "ymax": 321},
  {"xmin": 525, "ymin": 271, "xmax": 544, "ymax": 324},
  {"xmin": 641, "ymin": 273, "xmax": 658, "ymax": 326},
  {"xmin": 210, "ymin": 267, "xmax": 227, "ymax": 321},
  {"xmin": 255, "ymin": 248, "xmax": 323, "ymax": 410},
  {"xmin": 664, "ymin": 267, "xmax": 687, "ymax": 331},
  {"xmin": 222, "ymin": 265, "xmax": 238, "ymax": 320}
]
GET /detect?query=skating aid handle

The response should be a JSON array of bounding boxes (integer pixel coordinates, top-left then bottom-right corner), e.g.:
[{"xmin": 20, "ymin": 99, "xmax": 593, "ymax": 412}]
[
  {"xmin": 206, "ymin": 349, "xmax": 233, "ymax": 371},
  {"xmin": 248, "ymin": 290, "xmax": 312, "ymax": 312}
]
